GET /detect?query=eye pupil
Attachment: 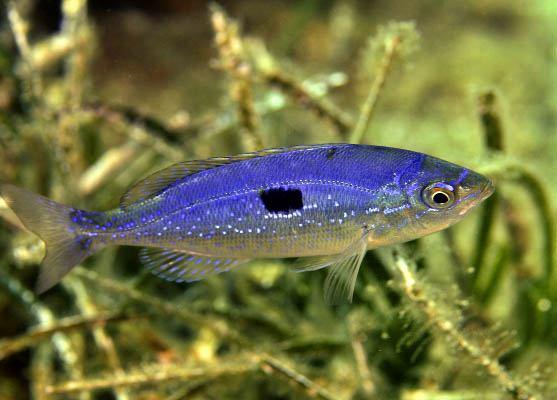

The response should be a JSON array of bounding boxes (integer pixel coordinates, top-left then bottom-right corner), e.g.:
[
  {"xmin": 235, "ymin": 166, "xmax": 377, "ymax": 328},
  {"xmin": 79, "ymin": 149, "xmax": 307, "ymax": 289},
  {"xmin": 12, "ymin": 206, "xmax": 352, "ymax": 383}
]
[
  {"xmin": 421, "ymin": 183, "xmax": 455, "ymax": 209},
  {"xmin": 432, "ymin": 192, "xmax": 449, "ymax": 204}
]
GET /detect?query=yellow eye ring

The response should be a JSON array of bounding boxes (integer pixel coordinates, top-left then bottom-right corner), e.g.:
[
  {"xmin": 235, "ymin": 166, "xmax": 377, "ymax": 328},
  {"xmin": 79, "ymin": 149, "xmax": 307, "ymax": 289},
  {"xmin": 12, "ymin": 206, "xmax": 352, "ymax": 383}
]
[{"xmin": 422, "ymin": 183, "xmax": 455, "ymax": 209}]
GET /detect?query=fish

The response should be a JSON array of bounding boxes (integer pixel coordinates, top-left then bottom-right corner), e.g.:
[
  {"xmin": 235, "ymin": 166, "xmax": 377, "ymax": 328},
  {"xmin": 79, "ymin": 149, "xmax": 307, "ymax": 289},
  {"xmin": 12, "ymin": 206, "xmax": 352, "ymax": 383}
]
[{"xmin": 0, "ymin": 143, "xmax": 494, "ymax": 302}]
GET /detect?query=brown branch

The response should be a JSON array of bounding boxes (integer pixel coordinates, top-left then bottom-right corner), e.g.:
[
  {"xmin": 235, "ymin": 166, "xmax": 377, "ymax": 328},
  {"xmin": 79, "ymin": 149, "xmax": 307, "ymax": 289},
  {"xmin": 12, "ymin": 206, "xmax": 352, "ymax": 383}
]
[
  {"xmin": 0, "ymin": 311, "xmax": 134, "ymax": 361},
  {"xmin": 350, "ymin": 21, "xmax": 419, "ymax": 144},
  {"xmin": 350, "ymin": 35, "xmax": 401, "ymax": 144},
  {"xmin": 78, "ymin": 142, "xmax": 140, "ymax": 196},
  {"xmin": 7, "ymin": 0, "xmax": 43, "ymax": 100},
  {"xmin": 259, "ymin": 354, "xmax": 341, "ymax": 400},
  {"xmin": 72, "ymin": 267, "xmax": 248, "ymax": 346},
  {"xmin": 263, "ymin": 70, "xmax": 353, "ymax": 138},
  {"xmin": 389, "ymin": 249, "xmax": 539, "ymax": 400},
  {"xmin": 46, "ymin": 354, "xmax": 258, "ymax": 395},
  {"xmin": 64, "ymin": 277, "xmax": 132, "ymax": 400},
  {"xmin": 210, "ymin": 4, "xmax": 264, "ymax": 150},
  {"xmin": 0, "ymin": 270, "xmax": 89, "ymax": 399}
]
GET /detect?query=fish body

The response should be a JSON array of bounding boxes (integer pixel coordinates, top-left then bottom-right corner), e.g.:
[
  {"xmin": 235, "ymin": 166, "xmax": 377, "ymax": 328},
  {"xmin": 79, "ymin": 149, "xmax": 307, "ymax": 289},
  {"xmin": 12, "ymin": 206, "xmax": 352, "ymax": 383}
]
[{"xmin": 0, "ymin": 144, "xmax": 493, "ymax": 301}]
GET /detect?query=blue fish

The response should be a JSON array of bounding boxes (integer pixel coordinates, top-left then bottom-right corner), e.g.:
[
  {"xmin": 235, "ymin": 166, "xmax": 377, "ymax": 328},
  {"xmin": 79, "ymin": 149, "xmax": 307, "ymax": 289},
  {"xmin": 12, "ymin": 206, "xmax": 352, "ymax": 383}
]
[{"xmin": 0, "ymin": 144, "xmax": 493, "ymax": 302}]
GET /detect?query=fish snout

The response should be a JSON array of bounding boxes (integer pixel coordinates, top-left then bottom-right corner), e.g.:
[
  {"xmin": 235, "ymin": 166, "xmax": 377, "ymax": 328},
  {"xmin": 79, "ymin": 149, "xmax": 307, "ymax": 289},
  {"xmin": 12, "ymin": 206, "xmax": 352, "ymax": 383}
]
[
  {"xmin": 455, "ymin": 172, "xmax": 494, "ymax": 215},
  {"xmin": 459, "ymin": 170, "xmax": 494, "ymax": 201},
  {"xmin": 480, "ymin": 179, "xmax": 495, "ymax": 201}
]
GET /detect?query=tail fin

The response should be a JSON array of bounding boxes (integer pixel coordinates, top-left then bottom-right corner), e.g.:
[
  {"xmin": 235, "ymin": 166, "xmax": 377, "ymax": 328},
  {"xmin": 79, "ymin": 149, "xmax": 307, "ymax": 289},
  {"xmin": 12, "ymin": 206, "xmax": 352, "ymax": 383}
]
[{"xmin": 0, "ymin": 184, "xmax": 93, "ymax": 294}]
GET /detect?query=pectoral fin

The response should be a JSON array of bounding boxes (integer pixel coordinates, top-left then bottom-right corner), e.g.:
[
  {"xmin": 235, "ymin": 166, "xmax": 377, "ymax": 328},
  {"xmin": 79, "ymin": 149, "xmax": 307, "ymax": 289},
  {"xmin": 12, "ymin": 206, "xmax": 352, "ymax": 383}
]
[
  {"xmin": 323, "ymin": 236, "xmax": 368, "ymax": 304},
  {"xmin": 295, "ymin": 232, "xmax": 369, "ymax": 304}
]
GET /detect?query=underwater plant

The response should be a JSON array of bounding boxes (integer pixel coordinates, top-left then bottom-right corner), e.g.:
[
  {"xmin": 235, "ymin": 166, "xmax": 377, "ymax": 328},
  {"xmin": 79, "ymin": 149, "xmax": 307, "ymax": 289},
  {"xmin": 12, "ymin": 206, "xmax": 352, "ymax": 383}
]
[{"xmin": 0, "ymin": 1, "xmax": 555, "ymax": 399}]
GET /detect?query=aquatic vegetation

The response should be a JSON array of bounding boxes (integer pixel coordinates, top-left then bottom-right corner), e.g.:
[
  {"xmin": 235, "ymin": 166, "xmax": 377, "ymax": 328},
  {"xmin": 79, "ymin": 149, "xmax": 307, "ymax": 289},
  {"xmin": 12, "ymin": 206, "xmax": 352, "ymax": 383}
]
[{"xmin": 0, "ymin": 1, "xmax": 555, "ymax": 399}]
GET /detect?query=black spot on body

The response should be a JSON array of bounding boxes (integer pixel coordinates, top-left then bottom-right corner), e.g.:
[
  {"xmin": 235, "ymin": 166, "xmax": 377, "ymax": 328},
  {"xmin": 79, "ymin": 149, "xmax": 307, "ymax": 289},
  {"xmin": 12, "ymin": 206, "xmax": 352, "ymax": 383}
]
[
  {"xmin": 260, "ymin": 187, "xmax": 303, "ymax": 213},
  {"xmin": 326, "ymin": 147, "xmax": 337, "ymax": 160}
]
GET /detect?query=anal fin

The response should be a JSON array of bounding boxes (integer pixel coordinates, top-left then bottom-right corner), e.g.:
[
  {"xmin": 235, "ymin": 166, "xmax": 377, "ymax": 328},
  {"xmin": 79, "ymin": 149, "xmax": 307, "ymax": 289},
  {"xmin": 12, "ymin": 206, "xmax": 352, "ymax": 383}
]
[{"xmin": 139, "ymin": 248, "xmax": 250, "ymax": 283}]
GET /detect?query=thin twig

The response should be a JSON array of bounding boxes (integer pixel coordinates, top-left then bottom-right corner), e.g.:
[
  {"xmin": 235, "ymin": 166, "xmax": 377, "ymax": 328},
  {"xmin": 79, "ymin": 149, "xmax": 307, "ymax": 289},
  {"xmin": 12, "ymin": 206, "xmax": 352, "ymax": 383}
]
[
  {"xmin": 81, "ymin": 102, "xmax": 197, "ymax": 148},
  {"xmin": 508, "ymin": 168, "xmax": 556, "ymax": 291},
  {"xmin": 210, "ymin": 3, "xmax": 264, "ymax": 150},
  {"xmin": 49, "ymin": 269, "xmax": 341, "ymax": 399},
  {"xmin": 72, "ymin": 267, "xmax": 247, "ymax": 345},
  {"xmin": 0, "ymin": 270, "xmax": 89, "ymax": 399},
  {"xmin": 0, "ymin": 311, "xmax": 134, "ymax": 361},
  {"xmin": 477, "ymin": 91, "xmax": 504, "ymax": 151},
  {"xmin": 64, "ymin": 277, "xmax": 131, "ymax": 400},
  {"xmin": 278, "ymin": 335, "xmax": 346, "ymax": 352},
  {"xmin": 263, "ymin": 70, "xmax": 353, "ymax": 138},
  {"xmin": 30, "ymin": 32, "xmax": 88, "ymax": 71},
  {"xmin": 441, "ymin": 229, "xmax": 468, "ymax": 287},
  {"xmin": 350, "ymin": 35, "xmax": 401, "ymax": 144},
  {"xmin": 31, "ymin": 343, "xmax": 54, "ymax": 400},
  {"xmin": 477, "ymin": 245, "xmax": 510, "ymax": 305},
  {"xmin": 7, "ymin": 0, "xmax": 43, "ymax": 100},
  {"xmin": 78, "ymin": 142, "xmax": 140, "ymax": 196},
  {"xmin": 347, "ymin": 318, "xmax": 376, "ymax": 397},
  {"xmin": 260, "ymin": 354, "xmax": 340, "ymax": 400},
  {"xmin": 350, "ymin": 21, "xmax": 419, "ymax": 144},
  {"xmin": 62, "ymin": 103, "xmax": 186, "ymax": 161},
  {"xmin": 389, "ymin": 249, "xmax": 539, "ymax": 400},
  {"xmin": 471, "ymin": 191, "xmax": 499, "ymax": 290},
  {"xmin": 46, "ymin": 354, "xmax": 258, "ymax": 395},
  {"xmin": 243, "ymin": 24, "xmax": 353, "ymax": 138},
  {"xmin": 478, "ymin": 160, "xmax": 556, "ymax": 290},
  {"xmin": 126, "ymin": 121, "xmax": 185, "ymax": 161},
  {"xmin": 55, "ymin": 0, "xmax": 92, "ymax": 181},
  {"xmin": 472, "ymin": 91, "xmax": 503, "ymax": 292},
  {"xmin": 475, "ymin": 92, "xmax": 555, "ymax": 296},
  {"xmin": 61, "ymin": 0, "xmax": 91, "ymax": 107}
]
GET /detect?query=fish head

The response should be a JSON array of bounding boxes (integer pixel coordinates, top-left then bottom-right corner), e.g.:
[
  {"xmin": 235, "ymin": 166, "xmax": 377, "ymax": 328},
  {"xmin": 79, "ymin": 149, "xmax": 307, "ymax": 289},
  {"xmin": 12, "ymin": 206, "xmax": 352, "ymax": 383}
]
[{"xmin": 403, "ymin": 155, "xmax": 494, "ymax": 237}]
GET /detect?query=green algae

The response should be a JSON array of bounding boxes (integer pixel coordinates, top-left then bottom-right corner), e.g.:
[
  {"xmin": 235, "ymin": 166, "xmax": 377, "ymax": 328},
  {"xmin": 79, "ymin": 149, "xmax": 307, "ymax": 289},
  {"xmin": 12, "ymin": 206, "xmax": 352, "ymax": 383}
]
[{"xmin": 0, "ymin": 1, "xmax": 555, "ymax": 399}]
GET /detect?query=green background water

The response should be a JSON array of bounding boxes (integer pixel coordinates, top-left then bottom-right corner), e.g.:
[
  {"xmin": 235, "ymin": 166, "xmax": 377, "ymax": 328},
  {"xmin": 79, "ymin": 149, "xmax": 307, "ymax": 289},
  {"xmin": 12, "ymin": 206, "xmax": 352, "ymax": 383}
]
[{"xmin": 0, "ymin": 1, "xmax": 555, "ymax": 399}]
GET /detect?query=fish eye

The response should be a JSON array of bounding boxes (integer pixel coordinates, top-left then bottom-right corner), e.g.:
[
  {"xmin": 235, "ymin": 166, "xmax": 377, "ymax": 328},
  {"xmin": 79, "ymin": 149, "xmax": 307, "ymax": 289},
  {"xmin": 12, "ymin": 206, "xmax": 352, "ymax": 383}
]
[{"xmin": 422, "ymin": 183, "xmax": 455, "ymax": 209}]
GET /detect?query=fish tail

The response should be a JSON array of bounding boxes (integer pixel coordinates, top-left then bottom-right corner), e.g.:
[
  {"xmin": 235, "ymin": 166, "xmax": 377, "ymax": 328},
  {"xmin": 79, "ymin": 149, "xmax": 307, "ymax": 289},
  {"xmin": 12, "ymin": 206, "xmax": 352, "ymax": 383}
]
[{"xmin": 0, "ymin": 184, "xmax": 97, "ymax": 294}]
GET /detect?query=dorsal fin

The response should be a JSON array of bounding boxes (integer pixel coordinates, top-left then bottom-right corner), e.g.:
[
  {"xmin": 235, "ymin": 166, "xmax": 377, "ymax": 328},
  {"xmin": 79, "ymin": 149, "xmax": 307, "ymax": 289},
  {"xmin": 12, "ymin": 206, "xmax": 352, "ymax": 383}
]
[
  {"xmin": 120, "ymin": 144, "xmax": 334, "ymax": 208},
  {"xmin": 120, "ymin": 160, "xmax": 226, "ymax": 208}
]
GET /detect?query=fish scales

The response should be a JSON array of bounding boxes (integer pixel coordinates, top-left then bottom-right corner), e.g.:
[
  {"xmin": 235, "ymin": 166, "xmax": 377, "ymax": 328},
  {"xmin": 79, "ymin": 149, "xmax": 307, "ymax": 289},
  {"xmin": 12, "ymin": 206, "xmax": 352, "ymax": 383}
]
[
  {"xmin": 0, "ymin": 144, "xmax": 494, "ymax": 300},
  {"xmin": 79, "ymin": 145, "xmax": 416, "ymax": 257}
]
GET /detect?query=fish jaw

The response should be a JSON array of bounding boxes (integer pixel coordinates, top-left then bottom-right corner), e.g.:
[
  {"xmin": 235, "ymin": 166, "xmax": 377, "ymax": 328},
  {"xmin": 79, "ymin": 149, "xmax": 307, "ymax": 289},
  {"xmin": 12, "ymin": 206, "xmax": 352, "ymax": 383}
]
[{"xmin": 457, "ymin": 178, "xmax": 494, "ymax": 216}]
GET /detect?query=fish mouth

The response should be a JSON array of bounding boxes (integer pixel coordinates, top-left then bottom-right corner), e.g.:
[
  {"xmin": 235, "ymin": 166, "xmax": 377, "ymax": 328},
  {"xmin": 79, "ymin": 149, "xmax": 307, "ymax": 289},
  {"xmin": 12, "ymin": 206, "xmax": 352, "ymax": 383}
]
[
  {"xmin": 479, "ymin": 180, "xmax": 495, "ymax": 201},
  {"xmin": 457, "ymin": 179, "xmax": 494, "ymax": 216}
]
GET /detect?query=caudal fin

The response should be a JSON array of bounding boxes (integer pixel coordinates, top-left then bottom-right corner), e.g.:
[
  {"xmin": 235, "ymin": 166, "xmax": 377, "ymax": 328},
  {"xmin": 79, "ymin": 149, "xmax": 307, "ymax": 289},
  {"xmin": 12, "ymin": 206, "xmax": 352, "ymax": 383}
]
[{"xmin": 0, "ymin": 184, "xmax": 93, "ymax": 293}]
